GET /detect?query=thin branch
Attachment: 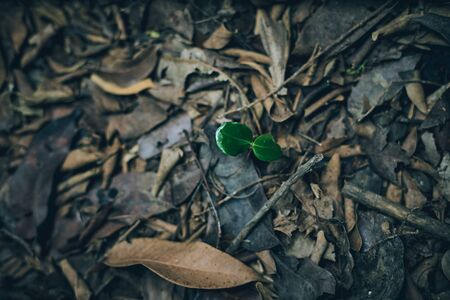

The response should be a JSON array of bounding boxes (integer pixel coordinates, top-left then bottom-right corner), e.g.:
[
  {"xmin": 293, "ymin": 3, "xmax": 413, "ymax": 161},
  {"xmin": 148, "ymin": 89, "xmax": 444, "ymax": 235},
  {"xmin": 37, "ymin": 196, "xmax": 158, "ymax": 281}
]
[
  {"xmin": 183, "ymin": 131, "xmax": 222, "ymax": 246},
  {"xmin": 226, "ymin": 154, "xmax": 324, "ymax": 253},
  {"xmin": 342, "ymin": 184, "xmax": 450, "ymax": 241}
]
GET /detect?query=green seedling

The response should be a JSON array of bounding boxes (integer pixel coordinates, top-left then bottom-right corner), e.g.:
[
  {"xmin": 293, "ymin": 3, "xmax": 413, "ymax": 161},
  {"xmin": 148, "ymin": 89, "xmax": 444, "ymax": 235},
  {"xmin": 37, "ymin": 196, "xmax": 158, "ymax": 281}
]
[{"xmin": 215, "ymin": 122, "xmax": 282, "ymax": 162}]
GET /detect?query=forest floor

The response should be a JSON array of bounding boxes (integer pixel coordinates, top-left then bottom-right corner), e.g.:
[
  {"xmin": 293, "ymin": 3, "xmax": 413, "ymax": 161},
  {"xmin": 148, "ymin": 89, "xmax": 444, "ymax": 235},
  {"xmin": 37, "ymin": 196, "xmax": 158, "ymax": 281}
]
[{"xmin": 0, "ymin": 0, "xmax": 450, "ymax": 299}]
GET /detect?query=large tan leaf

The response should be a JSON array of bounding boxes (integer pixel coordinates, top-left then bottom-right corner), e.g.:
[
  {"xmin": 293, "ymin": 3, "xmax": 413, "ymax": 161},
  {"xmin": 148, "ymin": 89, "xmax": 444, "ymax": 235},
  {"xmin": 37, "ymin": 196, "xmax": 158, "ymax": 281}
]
[{"xmin": 104, "ymin": 238, "xmax": 261, "ymax": 289}]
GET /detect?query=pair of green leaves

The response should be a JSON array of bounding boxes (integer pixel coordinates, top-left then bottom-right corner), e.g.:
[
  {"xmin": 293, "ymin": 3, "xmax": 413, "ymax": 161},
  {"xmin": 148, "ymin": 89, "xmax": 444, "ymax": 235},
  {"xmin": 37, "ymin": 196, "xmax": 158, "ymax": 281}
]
[{"xmin": 215, "ymin": 122, "xmax": 282, "ymax": 162}]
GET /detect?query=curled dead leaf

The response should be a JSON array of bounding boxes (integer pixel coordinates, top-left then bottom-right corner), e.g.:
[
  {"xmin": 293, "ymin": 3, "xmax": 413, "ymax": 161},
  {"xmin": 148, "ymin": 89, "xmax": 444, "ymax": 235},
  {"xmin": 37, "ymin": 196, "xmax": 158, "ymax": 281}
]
[
  {"xmin": 97, "ymin": 46, "xmax": 159, "ymax": 87},
  {"xmin": 404, "ymin": 70, "xmax": 427, "ymax": 113},
  {"xmin": 104, "ymin": 238, "xmax": 261, "ymax": 289},
  {"xmin": 90, "ymin": 73, "xmax": 157, "ymax": 95}
]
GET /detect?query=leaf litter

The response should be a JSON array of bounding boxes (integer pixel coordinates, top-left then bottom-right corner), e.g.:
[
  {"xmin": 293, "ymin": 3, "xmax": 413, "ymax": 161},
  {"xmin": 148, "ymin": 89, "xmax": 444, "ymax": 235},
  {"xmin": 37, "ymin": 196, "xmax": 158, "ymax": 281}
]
[{"xmin": 0, "ymin": 1, "xmax": 450, "ymax": 299}]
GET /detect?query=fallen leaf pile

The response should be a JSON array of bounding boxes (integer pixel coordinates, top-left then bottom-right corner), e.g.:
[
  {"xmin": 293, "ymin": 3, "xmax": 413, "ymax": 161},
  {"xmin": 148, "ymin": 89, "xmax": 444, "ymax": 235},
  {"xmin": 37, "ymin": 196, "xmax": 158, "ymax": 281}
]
[{"xmin": 0, "ymin": 0, "xmax": 449, "ymax": 299}]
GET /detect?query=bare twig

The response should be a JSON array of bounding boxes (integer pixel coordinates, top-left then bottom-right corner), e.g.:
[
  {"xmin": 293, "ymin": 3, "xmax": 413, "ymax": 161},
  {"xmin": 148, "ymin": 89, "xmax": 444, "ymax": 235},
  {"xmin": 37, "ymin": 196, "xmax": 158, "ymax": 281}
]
[
  {"xmin": 195, "ymin": 174, "xmax": 285, "ymax": 216},
  {"xmin": 183, "ymin": 131, "xmax": 222, "ymax": 246},
  {"xmin": 342, "ymin": 184, "xmax": 450, "ymax": 241},
  {"xmin": 226, "ymin": 154, "xmax": 324, "ymax": 253}
]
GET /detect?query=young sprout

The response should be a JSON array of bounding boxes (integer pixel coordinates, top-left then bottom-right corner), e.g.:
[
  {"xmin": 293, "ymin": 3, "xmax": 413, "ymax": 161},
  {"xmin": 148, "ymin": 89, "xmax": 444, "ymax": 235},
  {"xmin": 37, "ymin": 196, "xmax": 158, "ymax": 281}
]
[{"xmin": 215, "ymin": 122, "xmax": 282, "ymax": 162}]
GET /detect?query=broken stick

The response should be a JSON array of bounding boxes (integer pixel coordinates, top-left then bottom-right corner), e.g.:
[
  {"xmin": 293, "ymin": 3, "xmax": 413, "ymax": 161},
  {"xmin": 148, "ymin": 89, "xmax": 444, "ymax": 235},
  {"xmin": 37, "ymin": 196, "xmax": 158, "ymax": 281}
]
[
  {"xmin": 226, "ymin": 154, "xmax": 324, "ymax": 253},
  {"xmin": 342, "ymin": 183, "xmax": 450, "ymax": 241}
]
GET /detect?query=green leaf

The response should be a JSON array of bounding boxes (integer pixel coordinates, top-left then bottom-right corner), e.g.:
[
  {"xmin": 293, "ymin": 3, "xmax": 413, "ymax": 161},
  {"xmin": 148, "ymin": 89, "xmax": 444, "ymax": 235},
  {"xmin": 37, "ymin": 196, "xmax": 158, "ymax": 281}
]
[
  {"xmin": 215, "ymin": 122, "xmax": 253, "ymax": 156},
  {"xmin": 251, "ymin": 134, "xmax": 282, "ymax": 162}
]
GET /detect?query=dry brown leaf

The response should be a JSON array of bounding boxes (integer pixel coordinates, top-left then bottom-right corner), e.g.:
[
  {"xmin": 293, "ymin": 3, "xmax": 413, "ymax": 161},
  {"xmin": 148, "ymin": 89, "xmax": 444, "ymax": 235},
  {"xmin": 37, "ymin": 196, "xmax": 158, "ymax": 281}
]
[
  {"xmin": 310, "ymin": 230, "xmax": 328, "ymax": 264},
  {"xmin": 304, "ymin": 87, "xmax": 349, "ymax": 117},
  {"xmin": 321, "ymin": 153, "xmax": 343, "ymax": 219},
  {"xmin": 344, "ymin": 197, "xmax": 356, "ymax": 232},
  {"xmin": 57, "ymin": 181, "xmax": 89, "ymax": 206},
  {"xmin": 102, "ymin": 137, "xmax": 121, "ymax": 188},
  {"xmin": 89, "ymin": 81, "xmax": 123, "ymax": 113},
  {"xmin": 106, "ymin": 96, "xmax": 167, "ymax": 140},
  {"xmin": 222, "ymin": 48, "xmax": 271, "ymax": 65},
  {"xmin": 152, "ymin": 148, "xmax": 184, "ymax": 196},
  {"xmin": 348, "ymin": 225, "xmax": 362, "ymax": 252},
  {"xmin": 405, "ymin": 70, "xmax": 427, "ymax": 113},
  {"xmin": 61, "ymin": 148, "xmax": 102, "ymax": 171},
  {"xmin": 256, "ymin": 8, "xmax": 290, "ymax": 88},
  {"xmin": 401, "ymin": 126, "xmax": 418, "ymax": 156},
  {"xmin": 104, "ymin": 238, "xmax": 260, "ymax": 289},
  {"xmin": 251, "ymin": 74, "xmax": 293, "ymax": 122},
  {"xmin": 273, "ymin": 210, "xmax": 298, "ymax": 237},
  {"xmin": 97, "ymin": 46, "xmax": 159, "ymax": 87},
  {"xmin": 59, "ymin": 259, "xmax": 91, "ymax": 300},
  {"xmin": 372, "ymin": 13, "xmax": 420, "ymax": 41},
  {"xmin": 23, "ymin": 80, "xmax": 73, "ymax": 104},
  {"xmin": 90, "ymin": 73, "xmax": 157, "ymax": 95},
  {"xmin": 325, "ymin": 144, "xmax": 362, "ymax": 158},
  {"xmin": 203, "ymin": 24, "xmax": 233, "ymax": 50},
  {"xmin": 255, "ymin": 251, "xmax": 276, "ymax": 275},
  {"xmin": 57, "ymin": 168, "xmax": 101, "ymax": 193},
  {"xmin": 278, "ymin": 134, "xmax": 302, "ymax": 152},
  {"xmin": 47, "ymin": 57, "xmax": 86, "ymax": 74},
  {"xmin": 286, "ymin": 233, "xmax": 315, "ymax": 259},
  {"xmin": 138, "ymin": 112, "xmax": 192, "ymax": 160},
  {"xmin": 426, "ymin": 81, "xmax": 450, "ymax": 112},
  {"xmin": 387, "ymin": 183, "xmax": 403, "ymax": 205},
  {"xmin": 21, "ymin": 24, "xmax": 58, "ymax": 67},
  {"xmin": 403, "ymin": 171, "xmax": 427, "ymax": 209}
]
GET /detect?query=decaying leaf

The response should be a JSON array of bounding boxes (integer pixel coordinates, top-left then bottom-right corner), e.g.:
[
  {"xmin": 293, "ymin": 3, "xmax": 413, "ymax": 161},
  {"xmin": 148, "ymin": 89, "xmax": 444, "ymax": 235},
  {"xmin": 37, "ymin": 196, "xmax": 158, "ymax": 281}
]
[
  {"xmin": 145, "ymin": 0, "xmax": 194, "ymax": 41},
  {"xmin": 138, "ymin": 113, "xmax": 191, "ymax": 159},
  {"xmin": 366, "ymin": 142, "xmax": 410, "ymax": 185},
  {"xmin": 250, "ymin": 74, "xmax": 293, "ymax": 122},
  {"xmin": 61, "ymin": 148, "xmax": 102, "ymax": 171},
  {"xmin": 401, "ymin": 126, "xmax": 418, "ymax": 156},
  {"xmin": 0, "ymin": 91, "xmax": 18, "ymax": 131},
  {"xmin": 402, "ymin": 70, "xmax": 427, "ymax": 113},
  {"xmin": 152, "ymin": 147, "xmax": 184, "ymax": 197},
  {"xmin": 310, "ymin": 230, "xmax": 329, "ymax": 264},
  {"xmin": 97, "ymin": 46, "xmax": 159, "ymax": 87},
  {"xmin": 203, "ymin": 24, "xmax": 233, "ymax": 50},
  {"xmin": 321, "ymin": 153, "xmax": 343, "ymax": 219},
  {"xmin": 256, "ymin": 8, "xmax": 289, "ymax": 88},
  {"xmin": 344, "ymin": 197, "xmax": 356, "ymax": 232},
  {"xmin": 59, "ymin": 259, "xmax": 92, "ymax": 300},
  {"xmin": 107, "ymin": 172, "xmax": 174, "ymax": 222},
  {"xmin": 403, "ymin": 171, "xmax": 427, "ymax": 209},
  {"xmin": 104, "ymin": 238, "xmax": 260, "ymax": 289},
  {"xmin": 23, "ymin": 80, "xmax": 73, "ymax": 105},
  {"xmin": 348, "ymin": 55, "xmax": 420, "ymax": 121},
  {"xmin": 0, "ymin": 111, "xmax": 79, "ymax": 239},
  {"xmin": 106, "ymin": 96, "xmax": 167, "ymax": 140},
  {"xmin": 274, "ymin": 255, "xmax": 335, "ymax": 300}
]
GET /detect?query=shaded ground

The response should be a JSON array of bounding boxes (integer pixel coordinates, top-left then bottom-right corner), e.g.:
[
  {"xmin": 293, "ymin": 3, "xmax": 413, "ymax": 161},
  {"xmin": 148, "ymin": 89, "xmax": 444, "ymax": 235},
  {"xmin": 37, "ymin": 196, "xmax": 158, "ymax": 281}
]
[{"xmin": 0, "ymin": 0, "xmax": 450, "ymax": 299}]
